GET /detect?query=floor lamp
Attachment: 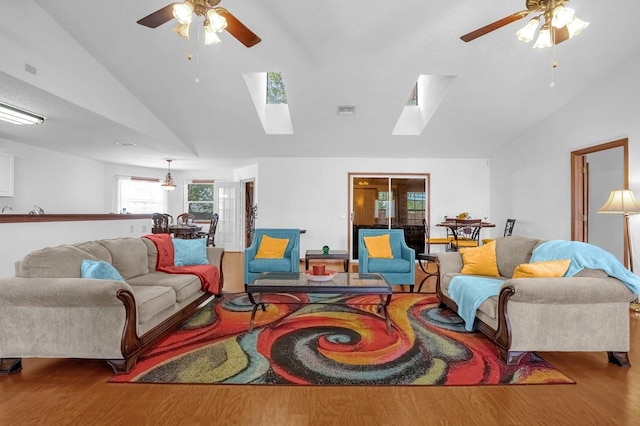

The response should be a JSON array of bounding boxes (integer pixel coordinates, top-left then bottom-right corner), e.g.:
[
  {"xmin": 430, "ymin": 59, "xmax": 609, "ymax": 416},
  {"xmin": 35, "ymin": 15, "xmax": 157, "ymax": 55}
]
[{"xmin": 598, "ymin": 189, "xmax": 640, "ymax": 311}]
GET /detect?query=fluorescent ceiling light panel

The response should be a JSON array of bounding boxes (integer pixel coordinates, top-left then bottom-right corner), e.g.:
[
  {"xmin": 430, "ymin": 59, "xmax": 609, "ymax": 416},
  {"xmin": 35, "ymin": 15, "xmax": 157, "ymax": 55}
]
[
  {"xmin": 243, "ymin": 72, "xmax": 293, "ymax": 135},
  {"xmin": 0, "ymin": 102, "xmax": 45, "ymax": 125},
  {"xmin": 392, "ymin": 75, "xmax": 457, "ymax": 136}
]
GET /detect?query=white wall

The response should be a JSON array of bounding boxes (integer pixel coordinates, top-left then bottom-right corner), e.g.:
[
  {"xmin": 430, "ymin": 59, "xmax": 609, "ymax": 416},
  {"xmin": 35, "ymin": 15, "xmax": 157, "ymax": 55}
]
[
  {"xmin": 490, "ymin": 51, "xmax": 640, "ymax": 267},
  {"xmin": 256, "ymin": 157, "xmax": 490, "ymax": 256},
  {"xmin": 0, "ymin": 138, "xmax": 105, "ymax": 214}
]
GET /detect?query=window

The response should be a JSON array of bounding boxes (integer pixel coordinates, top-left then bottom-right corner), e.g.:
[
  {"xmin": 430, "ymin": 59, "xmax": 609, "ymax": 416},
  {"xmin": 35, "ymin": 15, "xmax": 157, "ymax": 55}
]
[
  {"xmin": 407, "ymin": 191, "xmax": 426, "ymax": 225},
  {"xmin": 116, "ymin": 176, "xmax": 165, "ymax": 214},
  {"xmin": 186, "ymin": 181, "xmax": 215, "ymax": 222}
]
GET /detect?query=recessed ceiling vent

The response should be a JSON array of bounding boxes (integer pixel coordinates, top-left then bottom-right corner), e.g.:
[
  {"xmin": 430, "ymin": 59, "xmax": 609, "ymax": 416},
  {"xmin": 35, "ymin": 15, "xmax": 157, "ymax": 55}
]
[{"xmin": 337, "ymin": 105, "xmax": 356, "ymax": 115}]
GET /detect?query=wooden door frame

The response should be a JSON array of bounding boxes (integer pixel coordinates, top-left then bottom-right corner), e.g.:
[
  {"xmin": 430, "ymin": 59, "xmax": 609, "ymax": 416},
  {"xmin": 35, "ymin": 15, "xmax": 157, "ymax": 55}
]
[{"xmin": 570, "ymin": 138, "xmax": 628, "ymax": 261}]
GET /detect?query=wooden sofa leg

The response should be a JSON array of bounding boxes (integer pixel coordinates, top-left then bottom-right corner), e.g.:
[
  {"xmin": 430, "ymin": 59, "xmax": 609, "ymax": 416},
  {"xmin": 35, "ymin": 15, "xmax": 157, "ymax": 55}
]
[
  {"xmin": 498, "ymin": 348, "xmax": 526, "ymax": 365},
  {"xmin": 0, "ymin": 358, "xmax": 23, "ymax": 375},
  {"xmin": 107, "ymin": 355, "xmax": 139, "ymax": 374},
  {"xmin": 608, "ymin": 351, "xmax": 631, "ymax": 367}
]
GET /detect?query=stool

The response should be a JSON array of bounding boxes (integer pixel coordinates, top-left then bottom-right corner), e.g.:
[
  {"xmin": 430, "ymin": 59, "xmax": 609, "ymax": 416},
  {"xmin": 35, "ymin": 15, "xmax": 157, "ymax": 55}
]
[{"xmin": 416, "ymin": 253, "xmax": 439, "ymax": 293}]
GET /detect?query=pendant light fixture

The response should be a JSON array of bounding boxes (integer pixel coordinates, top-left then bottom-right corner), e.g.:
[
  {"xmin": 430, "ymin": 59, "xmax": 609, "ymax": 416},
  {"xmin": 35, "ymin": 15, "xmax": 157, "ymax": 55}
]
[{"xmin": 161, "ymin": 159, "xmax": 176, "ymax": 191}]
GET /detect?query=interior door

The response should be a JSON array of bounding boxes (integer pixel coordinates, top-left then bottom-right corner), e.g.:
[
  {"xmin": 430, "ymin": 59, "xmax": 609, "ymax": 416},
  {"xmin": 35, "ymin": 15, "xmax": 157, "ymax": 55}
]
[{"xmin": 215, "ymin": 182, "xmax": 241, "ymax": 251}]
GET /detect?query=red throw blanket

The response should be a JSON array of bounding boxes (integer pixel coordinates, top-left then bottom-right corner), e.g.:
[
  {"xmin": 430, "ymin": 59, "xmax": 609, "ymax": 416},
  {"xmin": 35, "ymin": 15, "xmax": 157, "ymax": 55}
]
[{"xmin": 143, "ymin": 234, "xmax": 221, "ymax": 295}]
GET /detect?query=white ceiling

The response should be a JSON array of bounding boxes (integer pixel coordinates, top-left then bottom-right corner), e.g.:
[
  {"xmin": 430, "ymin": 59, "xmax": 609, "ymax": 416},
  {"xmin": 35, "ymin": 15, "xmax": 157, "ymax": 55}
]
[{"xmin": 2, "ymin": 0, "xmax": 640, "ymax": 170}]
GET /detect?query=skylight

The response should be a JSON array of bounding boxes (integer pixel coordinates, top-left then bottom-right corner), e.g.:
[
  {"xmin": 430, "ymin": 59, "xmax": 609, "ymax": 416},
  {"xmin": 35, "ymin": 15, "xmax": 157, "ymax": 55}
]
[
  {"xmin": 393, "ymin": 75, "xmax": 457, "ymax": 136},
  {"xmin": 243, "ymin": 72, "xmax": 293, "ymax": 135}
]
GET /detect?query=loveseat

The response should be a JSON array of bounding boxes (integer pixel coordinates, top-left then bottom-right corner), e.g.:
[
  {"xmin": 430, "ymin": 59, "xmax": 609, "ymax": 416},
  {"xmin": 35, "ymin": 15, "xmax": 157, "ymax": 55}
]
[
  {"xmin": 436, "ymin": 235, "xmax": 638, "ymax": 366},
  {"xmin": 0, "ymin": 236, "xmax": 224, "ymax": 375}
]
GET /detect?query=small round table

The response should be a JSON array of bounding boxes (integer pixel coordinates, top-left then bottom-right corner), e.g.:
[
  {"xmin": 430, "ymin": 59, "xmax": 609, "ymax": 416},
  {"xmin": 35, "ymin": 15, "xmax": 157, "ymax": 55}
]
[{"xmin": 416, "ymin": 253, "xmax": 439, "ymax": 293}]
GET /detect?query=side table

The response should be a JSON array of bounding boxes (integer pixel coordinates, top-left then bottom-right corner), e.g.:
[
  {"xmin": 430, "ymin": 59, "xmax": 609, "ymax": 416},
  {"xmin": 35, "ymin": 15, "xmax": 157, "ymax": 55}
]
[
  {"xmin": 305, "ymin": 249, "xmax": 349, "ymax": 272},
  {"xmin": 416, "ymin": 253, "xmax": 439, "ymax": 293}
]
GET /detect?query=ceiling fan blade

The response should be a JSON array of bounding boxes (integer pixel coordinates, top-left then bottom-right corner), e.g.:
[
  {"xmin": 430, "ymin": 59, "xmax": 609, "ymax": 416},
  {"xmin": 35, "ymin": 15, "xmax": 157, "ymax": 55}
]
[
  {"xmin": 552, "ymin": 26, "xmax": 570, "ymax": 44},
  {"xmin": 215, "ymin": 7, "xmax": 261, "ymax": 48},
  {"xmin": 137, "ymin": 3, "xmax": 178, "ymax": 28},
  {"xmin": 460, "ymin": 10, "xmax": 531, "ymax": 42}
]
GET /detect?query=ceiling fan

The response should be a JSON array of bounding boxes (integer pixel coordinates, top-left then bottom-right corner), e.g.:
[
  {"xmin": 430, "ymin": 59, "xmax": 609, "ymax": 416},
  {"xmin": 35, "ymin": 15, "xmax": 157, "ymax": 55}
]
[
  {"xmin": 137, "ymin": 0, "xmax": 261, "ymax": 48},
  {"xmin": 460, "ymin": 0, "xmax": 588, "ymax": 47}
]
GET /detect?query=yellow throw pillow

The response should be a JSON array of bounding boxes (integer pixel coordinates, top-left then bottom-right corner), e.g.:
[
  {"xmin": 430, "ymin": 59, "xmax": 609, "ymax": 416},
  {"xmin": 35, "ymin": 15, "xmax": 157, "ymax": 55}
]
[
  {"xmin": 512, "ymin": 259, "xmax": 571, "ymax": 278},
  {"xmin": 255, "ymin": 235, "xmax": 289, "ymax": 259},
  {"xmin": 363, "ymin": 234, "xmax": 393, "ymax": 259},
  {"xmin": 460, "ymin": 240, "xmax": 500, "ymax": 277}
]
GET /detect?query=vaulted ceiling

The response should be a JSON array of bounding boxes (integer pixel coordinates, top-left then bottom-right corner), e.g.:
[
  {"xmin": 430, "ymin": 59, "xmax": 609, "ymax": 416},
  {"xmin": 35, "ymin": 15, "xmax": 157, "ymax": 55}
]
[{"xmin": 2, "ymin": 0, "xmax": 640, "ymax": 170}]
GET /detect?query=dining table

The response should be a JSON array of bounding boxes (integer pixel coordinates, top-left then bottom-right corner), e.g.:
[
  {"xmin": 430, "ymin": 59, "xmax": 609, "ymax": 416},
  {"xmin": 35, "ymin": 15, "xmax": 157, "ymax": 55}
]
[
  {"xmin": 436, "ymin": 219, "xmax": 495, "ymax": 242},
  {"xmin": 168, "ymin": 224, "xmax": 203, "ymax": 239}
]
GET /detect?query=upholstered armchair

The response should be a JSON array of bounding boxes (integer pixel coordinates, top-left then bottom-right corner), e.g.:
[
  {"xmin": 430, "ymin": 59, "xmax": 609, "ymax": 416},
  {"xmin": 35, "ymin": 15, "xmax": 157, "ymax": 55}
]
[
  {"xmin": 358, "ymin": 229, "xmax": 415, "ymax": 291},
  {"xmin": 244, "ymin": 228, "xmax": 301, "ymax": 284}
]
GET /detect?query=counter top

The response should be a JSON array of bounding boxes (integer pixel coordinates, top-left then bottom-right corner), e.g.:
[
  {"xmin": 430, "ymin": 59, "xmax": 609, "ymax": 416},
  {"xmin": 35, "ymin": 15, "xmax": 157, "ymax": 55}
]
[{"xmin": 0, "ymin": 214, "xmax": 152, "ymax": 224}]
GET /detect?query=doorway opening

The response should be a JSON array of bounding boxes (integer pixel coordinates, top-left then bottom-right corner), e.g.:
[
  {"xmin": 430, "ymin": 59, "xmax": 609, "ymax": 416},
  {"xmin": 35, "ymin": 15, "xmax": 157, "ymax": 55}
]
[{"xmin": 571, "ymin": 138, "xmax": 628, "ymax": 266}]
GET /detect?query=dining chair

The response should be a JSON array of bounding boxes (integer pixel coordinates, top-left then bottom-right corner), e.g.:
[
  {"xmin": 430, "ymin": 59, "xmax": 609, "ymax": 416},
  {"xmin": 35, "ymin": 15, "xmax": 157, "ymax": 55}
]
[
  {"xmin": 196, "ymin": 213, "xmax": 219, "ymax": 246},
  {"xmin": 449, "ymin": 218, "xmax": 482, "ymax": 251},
  {"xmin": 176, "ymin": 212, "xmax": 195, "ymax": 226},
  {"xmin": 482, "ymin": 218, "xmax": 516, "ymax": 245},
  {"xmin": 151, "ymin": 213, "xmax": 171, "ymax": 234}
]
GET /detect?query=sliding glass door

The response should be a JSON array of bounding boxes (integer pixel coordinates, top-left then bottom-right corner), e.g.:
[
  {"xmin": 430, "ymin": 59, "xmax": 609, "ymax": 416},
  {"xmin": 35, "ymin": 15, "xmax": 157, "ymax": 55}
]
[{"xmin": 350, "ymin": 174, "xmax": 429, "ymax": 259}]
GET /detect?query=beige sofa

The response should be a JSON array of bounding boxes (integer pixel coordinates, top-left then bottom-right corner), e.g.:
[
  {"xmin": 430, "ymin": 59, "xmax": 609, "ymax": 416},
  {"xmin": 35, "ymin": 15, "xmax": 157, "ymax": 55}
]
[
  {"xmin": 436, "ymin": 236, "xmax": 635, "ymax": 366},
  {"xmin": 0, "ymin": 237, "xmax": 224, "ymax": 375}
]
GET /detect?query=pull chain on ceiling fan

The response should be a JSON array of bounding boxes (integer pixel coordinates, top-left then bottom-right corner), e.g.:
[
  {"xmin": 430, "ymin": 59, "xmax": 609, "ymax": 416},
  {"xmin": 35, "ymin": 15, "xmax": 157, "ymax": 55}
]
[{"xmin": 137, "ymin": 0, "xmax": 261, "ymax": 48}]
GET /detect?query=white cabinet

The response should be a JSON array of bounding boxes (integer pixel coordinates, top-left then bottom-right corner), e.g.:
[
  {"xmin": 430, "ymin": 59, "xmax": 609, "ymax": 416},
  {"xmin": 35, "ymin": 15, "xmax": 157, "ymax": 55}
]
[{"xmin": 0, "ymin": 153, "xmax": 14, "ymax": 197}]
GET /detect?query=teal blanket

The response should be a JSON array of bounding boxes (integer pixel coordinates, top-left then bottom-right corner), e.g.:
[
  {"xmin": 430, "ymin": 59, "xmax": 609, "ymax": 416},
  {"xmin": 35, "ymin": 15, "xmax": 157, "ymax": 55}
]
[
  {"xmin": 530, "ymin": 240, "xmax": 640, "ymax": 294},
  {"xmin": 448, "ymin": 276, "xmax": 504, "ymax": 331},
  {"xmin": 449, "ymin": 240, "xmax": 640, "ymax": 331}
]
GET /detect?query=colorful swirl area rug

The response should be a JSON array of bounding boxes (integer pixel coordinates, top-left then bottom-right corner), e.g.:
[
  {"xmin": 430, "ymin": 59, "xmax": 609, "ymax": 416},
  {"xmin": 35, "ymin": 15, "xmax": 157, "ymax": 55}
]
[{"xmin": 109, "ymin": 293, "xmax": 574, "ymax": 386}]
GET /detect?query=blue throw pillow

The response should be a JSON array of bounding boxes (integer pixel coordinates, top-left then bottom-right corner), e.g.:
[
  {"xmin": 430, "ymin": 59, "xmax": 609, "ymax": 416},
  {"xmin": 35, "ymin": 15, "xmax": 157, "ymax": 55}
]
[
  {"xmin": 173, "ymin": 238, "xmax": 208, "ymax": 266},
  {"xmin": 81, "ymin": 259, "xmax": 125, "ymax": 281}
]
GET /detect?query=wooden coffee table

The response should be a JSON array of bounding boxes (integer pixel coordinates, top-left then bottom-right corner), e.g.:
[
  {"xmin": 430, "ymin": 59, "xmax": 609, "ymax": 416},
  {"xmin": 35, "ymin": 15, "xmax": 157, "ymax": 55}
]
[{"xmin": 245, "ymin": 272, "xmax": 393, "ymax": 333}]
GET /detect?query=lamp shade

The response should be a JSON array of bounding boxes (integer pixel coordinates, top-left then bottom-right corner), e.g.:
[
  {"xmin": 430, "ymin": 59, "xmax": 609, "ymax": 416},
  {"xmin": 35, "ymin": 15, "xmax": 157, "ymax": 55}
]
[{"xmin": 597, "ymin": 190, "xmax": 640, "ymax": 215}]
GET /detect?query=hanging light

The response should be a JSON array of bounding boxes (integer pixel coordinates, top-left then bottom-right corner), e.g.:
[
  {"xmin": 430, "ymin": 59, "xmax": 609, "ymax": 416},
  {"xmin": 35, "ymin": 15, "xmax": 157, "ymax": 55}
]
[
  {"xmin": 206, "ymin": 9, "xmax": 228, "ymax": 32},
  {"xmin": 565, "ymin": 16, "xmax": 589, "ymax": 38},
  {"xmin": 161, "ymin": 160, "xmax": 176, "ymax": 191},
  {"xmin": 533, "ymin": 25, "xmax": 552, "ymax": 48},
  {"xmin": 172, "ymin": 2, "xmax": 193, "ymax": 24},
  {"xmin": 516, "ymin": 17, "xmax": 540, "ymax": 43},
  {"xmin": 172, "ymin": 22, "xmax": 190, "ymax": 40},
  {"xmin": 204, "ymin": 21, "xmax": 222, "ymax": 45},
  {"xmin": 515, "ymin": 1, "xmax": 588, "ymax": 48}
]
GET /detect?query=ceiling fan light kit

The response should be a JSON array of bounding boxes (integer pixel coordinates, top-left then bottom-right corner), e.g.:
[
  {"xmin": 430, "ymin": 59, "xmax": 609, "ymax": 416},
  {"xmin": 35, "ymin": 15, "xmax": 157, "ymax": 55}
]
[
  {"xmin": 461, "ymin": 0, "xmax": 589, "ymax": 47},
  {"xmin": 138, "ymin": 0, "xmax": 261, "ymax": 48}
]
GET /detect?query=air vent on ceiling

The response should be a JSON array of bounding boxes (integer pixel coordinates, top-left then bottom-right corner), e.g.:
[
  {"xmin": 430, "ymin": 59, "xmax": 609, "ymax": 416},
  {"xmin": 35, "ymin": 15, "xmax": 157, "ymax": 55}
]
[{"xmin": 337, "ymin": 105, "xmax": 356, "ymax": 115}]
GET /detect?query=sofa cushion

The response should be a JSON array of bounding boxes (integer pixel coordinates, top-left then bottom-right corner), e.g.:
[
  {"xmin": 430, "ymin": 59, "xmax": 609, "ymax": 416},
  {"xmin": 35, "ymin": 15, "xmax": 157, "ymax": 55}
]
[
  {"xmin": 127, "ymin": 272, "xmax": 202, "ymax": 303},
  {"xmin": 460, "ymin": 241, "xmax": 499, "ymax": 277},
  {"xmin": 130, "ymin": 285, "xmax": 176, "ymax": 323},
  {"xmin": 81, "ymin": 260, "xmax": 125, "ymax": 281},
  {"xmin": 248, "ymin": 258, "xmax": 293, "ymax": 273},
  {"xmin": 98, "ymin": 238, "xmax": 149, "ymax": 280},
  {"xmin": 363, "ymin": 234, "xmax": 394, "ymax": 259},
  {"xmin": 255, "ymin": 235, "xmax": 289, "ymax": 259},
  {"xmin": 512, "ymin": 259, "xmax": 571, "ymax": 278},
  {"xmin": 17, "ymin": 241, "xmax": 112, "ymax": 278},
  {"xmin": 173, "ymin": 238, "xmax": 208, "ymax": 266},
  {"xmin": 367, "ymin": 258, "xmax": 411, "ymax": 273},
  {"xmin": 495, "ymin": 236, "xmax": 544, "ymax": 278}
]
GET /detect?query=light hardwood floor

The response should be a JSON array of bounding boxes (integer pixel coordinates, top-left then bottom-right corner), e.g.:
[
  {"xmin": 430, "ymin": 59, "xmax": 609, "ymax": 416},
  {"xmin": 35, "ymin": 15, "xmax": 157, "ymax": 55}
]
[{"xmin": 2, "ymin": 252, "xmax": 640, "ymax": 425}]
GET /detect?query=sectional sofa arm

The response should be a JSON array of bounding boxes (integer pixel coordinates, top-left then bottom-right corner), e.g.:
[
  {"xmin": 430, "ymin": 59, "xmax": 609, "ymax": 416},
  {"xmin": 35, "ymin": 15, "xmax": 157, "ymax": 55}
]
[
  {"xmin": 0, "ymin": 277, "xmax": 135, "ymax": 307},
  {"xmin": 503, "ymin": 277, "xmax": 636, "ymax": 304},
  {"xmin": 206, "ymin": 247, "xmax": 224, "ymax": 268}
]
